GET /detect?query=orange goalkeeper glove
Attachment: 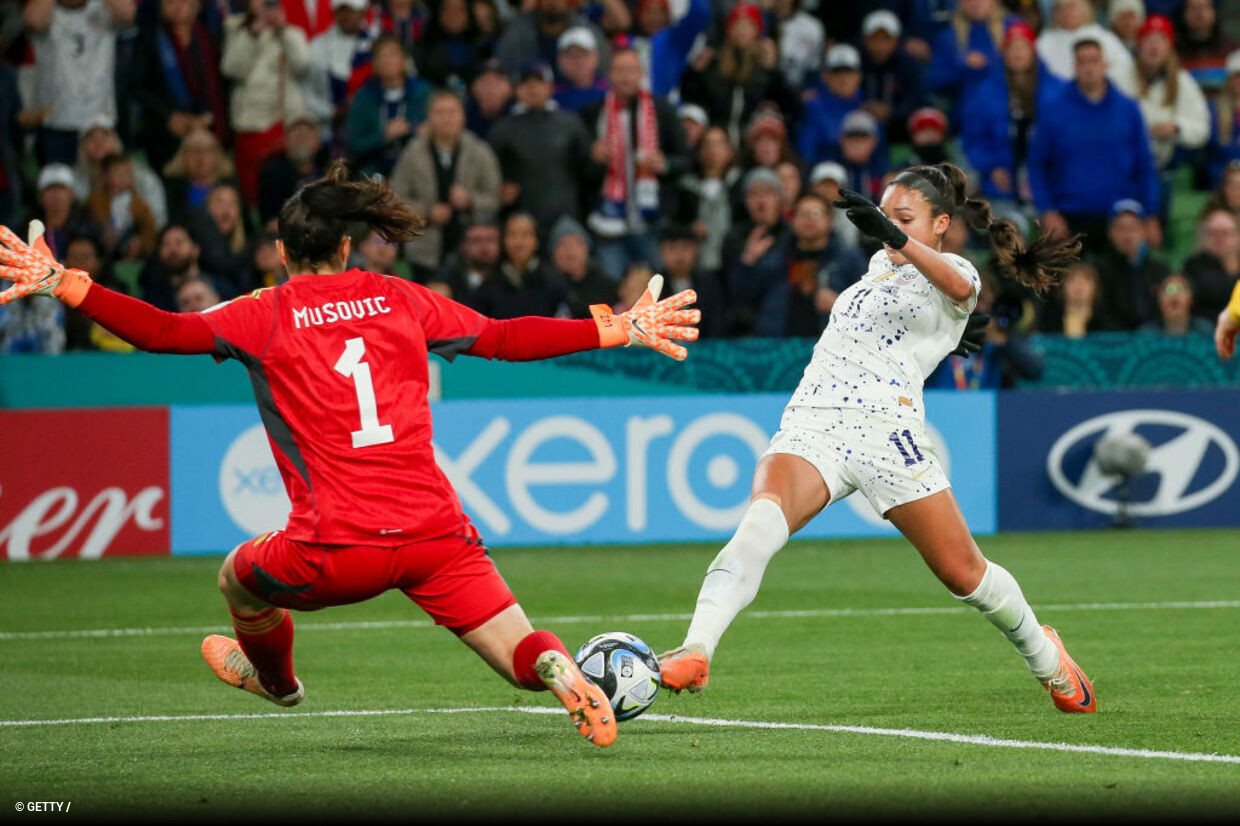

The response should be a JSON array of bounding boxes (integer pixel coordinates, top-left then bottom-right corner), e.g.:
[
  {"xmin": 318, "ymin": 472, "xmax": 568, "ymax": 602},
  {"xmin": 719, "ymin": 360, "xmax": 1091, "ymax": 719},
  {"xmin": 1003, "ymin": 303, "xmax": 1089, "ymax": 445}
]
[
  {"xmin": 590, "ymin": 274, "xmax": 701, "ymax": 361},
  {"xmin": 0, "ymin": 221, "xmax": 92, "ymax": 307}
]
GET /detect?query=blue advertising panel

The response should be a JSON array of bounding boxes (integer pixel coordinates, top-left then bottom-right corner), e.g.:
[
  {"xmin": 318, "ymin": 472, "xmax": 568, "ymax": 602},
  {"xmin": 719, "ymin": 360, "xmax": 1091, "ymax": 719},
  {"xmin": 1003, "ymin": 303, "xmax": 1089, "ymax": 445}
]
[
  {"xmin": 997, "ymin": 390, "xmax": 1240, "ymax": 531},
  {"xmin": 170, "ymin": 391, "xmax": 995, "ymax": 554}
]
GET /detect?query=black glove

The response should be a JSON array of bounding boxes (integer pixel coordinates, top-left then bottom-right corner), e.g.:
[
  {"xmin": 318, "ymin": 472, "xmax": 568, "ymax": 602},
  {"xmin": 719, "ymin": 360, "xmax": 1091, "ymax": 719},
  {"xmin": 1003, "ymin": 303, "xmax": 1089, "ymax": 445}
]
[
  {"xmin": 949, "ymin": 312, "xmax": 991, "ymax": 357},
  {"xmin": 833, "ymin": 189, "xmax": 908, "ymax": 249}
]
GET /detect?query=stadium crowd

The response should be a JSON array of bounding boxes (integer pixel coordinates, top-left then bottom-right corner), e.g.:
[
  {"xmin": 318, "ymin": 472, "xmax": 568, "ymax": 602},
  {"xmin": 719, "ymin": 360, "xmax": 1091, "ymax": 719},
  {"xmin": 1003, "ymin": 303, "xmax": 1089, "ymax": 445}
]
[{"xmin": 2, "ymin": 0, "xmax": 1240, "ymax": 386}]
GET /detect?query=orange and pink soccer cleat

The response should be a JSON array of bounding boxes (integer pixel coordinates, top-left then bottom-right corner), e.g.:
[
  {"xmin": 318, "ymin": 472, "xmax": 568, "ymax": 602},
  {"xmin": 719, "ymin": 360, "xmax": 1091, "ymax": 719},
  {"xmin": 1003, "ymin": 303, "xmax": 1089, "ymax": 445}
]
[
  {"xmin": 534, "ymin": 649, "xmax": 617, "ymax": 747},
  {"xmin": 201, "ymin": 634, "xmax": 304, "ymax": 708},
  {"xmin": 1040, "ymin": 626, "xmax": 1096, "ymax": 713},
  {"xmin": 657, "ymin": 644, "xmax": 710, "ymax": 694}
]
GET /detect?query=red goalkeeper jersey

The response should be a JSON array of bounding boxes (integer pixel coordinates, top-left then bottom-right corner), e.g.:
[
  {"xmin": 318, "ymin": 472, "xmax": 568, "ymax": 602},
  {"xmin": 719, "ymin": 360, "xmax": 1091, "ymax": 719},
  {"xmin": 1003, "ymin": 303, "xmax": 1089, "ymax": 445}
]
[{"xmin": 195, "ymin": 269, "xmax": 593, "ymax": 546}]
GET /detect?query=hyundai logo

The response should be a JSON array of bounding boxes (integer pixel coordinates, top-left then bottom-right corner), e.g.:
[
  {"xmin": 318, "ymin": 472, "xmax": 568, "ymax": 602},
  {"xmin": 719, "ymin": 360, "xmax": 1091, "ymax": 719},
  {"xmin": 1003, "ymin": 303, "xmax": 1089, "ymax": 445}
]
[{"xmin": 1047, "ymin": 410, "xmax": 1238, "ymax": 517}]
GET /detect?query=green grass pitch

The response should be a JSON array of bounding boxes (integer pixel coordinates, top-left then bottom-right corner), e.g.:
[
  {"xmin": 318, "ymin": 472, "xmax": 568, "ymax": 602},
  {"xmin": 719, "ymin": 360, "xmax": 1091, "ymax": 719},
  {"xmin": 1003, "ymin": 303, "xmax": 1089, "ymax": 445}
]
[{"xmin": 2, "ymin": 529, "xmax": 1239, "ymax": 822}]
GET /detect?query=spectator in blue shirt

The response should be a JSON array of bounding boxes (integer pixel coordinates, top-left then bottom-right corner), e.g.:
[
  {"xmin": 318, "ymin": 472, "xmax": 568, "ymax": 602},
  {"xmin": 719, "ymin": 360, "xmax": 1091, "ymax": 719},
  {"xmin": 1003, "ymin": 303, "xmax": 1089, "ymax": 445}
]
[
  {"xmin": 927, "ymin": 0, "xmax": 1008, "ymax": 118},
  {"xmin": 838, "ymin": 110, "xmax": 888, "ymax": 202},
  {"xmin": 345, "ymin": 35, "xmax": 432, "ymax": 178},
  {"xmin": 629, "ymin": 0, "xmax": 710, "ymax": 97},
  {"xmin": 797, "ymin": 44, "xmax": 864, "ymax": 167},
  {"xmin": 960, "ymin": 21, "xmax": 1066, "ymax": 203},
  {"xmin": 1028, "ymin": 32, "xmax": 1160, "ymax": 256}
]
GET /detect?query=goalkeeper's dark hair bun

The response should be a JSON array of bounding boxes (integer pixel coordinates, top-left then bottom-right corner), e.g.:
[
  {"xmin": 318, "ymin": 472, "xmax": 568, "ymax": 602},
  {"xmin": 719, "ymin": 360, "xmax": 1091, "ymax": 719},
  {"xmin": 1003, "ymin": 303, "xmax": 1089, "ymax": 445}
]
[{"xmin": 277, "ymin": 160, "xmax": 425, "ymax": 272}]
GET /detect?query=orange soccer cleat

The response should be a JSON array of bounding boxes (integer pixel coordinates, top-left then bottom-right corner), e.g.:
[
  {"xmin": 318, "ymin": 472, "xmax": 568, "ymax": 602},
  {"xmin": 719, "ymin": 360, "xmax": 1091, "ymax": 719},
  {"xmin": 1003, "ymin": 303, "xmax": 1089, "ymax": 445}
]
[
  {"xmin": 534, "ymin": 649, "xmax": 617, "ymax": 747},
  {"xmin": 1040, "ymin": 626, "xmax": 1097, "ymax": 713},
  {"xmin": 657, "ymin": 644, "xmax": 710, "ymax": 694},
  {"xmin": 201, "ymin": 634, "xmax": 304, "ymax": 708}
]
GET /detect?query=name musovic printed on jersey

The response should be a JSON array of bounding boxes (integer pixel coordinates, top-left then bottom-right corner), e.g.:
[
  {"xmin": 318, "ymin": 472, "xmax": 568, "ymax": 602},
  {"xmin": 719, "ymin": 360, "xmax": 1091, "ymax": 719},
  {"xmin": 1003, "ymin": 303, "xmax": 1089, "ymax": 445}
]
[{"xmin": 292, "ymin": 297, "xmax": 393, "ymax": 329}]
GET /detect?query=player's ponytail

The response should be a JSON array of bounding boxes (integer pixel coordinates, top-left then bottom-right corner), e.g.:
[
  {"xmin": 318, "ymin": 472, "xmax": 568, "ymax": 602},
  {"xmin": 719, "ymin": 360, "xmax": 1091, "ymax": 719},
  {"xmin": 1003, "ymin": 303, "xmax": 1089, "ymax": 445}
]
[
  {"xmin": 893, "ymin": 162, "xmax": 1080, "ymax": 295},
  {"xmin": 278, "ymin": 159, "xmax": 425, "ymax": 271}
]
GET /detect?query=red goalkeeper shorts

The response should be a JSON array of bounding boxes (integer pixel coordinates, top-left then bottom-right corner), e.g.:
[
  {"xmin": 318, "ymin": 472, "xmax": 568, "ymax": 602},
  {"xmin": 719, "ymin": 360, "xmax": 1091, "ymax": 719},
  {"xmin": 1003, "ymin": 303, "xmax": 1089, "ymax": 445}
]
[{"xmin": 231, "ymin": 529, "xmax": 518, "ymax": 635}]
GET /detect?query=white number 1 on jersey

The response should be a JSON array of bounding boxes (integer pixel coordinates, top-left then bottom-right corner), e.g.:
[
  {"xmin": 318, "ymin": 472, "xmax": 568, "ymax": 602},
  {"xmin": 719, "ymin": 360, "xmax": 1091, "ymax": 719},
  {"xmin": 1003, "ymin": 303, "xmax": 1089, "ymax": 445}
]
[{"xmin": 333, "ymin": 337, "xmax": 395, "ymax": 448}]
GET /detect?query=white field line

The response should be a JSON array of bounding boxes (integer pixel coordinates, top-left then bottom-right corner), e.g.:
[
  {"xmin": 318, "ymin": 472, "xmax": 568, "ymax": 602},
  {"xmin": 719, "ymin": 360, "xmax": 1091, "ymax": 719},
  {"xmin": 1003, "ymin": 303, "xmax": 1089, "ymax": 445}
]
[
  {"xmin": 1, "ymin": 599, "xmax": 1238, "ymax": 642},
  {"xmin": 1, "ymin": 704, "xmax": 1237, "ymax": 766}
]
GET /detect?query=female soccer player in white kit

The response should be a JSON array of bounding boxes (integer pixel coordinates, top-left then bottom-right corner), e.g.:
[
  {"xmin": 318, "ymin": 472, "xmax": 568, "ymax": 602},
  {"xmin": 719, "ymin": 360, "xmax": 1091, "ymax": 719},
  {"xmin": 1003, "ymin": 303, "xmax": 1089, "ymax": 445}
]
[{"xmin": 659, "ymin": 162, "xmax": 1098, "ymax": 713}]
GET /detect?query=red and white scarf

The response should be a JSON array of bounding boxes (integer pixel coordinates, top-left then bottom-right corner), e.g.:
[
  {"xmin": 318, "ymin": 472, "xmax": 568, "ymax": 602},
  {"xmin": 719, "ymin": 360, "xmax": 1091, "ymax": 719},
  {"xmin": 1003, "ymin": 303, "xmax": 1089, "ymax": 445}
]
[{"xmin": 594, "ymin": 89, "xmax": 661, "ymax": 235}]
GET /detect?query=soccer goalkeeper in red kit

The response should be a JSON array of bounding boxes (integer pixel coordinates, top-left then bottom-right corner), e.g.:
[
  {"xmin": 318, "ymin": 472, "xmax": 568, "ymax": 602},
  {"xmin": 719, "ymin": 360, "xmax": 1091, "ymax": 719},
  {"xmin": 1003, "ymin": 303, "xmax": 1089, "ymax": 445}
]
[{"xmin": 0, "ymin": 161, "xmax": 699, "ymax": 748}]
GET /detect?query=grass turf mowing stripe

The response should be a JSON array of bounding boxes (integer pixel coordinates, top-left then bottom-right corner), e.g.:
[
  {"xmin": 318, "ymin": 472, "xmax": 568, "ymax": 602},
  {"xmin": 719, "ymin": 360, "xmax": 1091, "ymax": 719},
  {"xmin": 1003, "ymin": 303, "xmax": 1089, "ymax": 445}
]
[
  {"xmin": 3, "ymin": 705, "xmax": 1239, "ymax": 766},
  {"xmin": 2, "ymin": 599, "xmax": 1238, "ymax": 641}
]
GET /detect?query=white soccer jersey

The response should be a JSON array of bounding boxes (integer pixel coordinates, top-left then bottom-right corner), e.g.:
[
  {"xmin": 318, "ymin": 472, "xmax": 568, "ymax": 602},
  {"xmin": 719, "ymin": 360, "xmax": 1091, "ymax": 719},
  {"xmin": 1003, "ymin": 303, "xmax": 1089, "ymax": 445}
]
[
  {"xmin": 31, "ymin": 0, "xmax": 118, "ymax": 131},
  {"xmin": 786, "ymin": 249, "xmax": 980, "ymax": 421}
]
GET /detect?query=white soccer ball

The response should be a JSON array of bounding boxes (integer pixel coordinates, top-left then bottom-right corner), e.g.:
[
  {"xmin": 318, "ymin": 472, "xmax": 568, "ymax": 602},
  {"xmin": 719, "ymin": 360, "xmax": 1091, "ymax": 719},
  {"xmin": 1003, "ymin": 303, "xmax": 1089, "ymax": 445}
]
[{"xmin": 573, "ymin": 632, "xmax": 661, "ymax": 721}]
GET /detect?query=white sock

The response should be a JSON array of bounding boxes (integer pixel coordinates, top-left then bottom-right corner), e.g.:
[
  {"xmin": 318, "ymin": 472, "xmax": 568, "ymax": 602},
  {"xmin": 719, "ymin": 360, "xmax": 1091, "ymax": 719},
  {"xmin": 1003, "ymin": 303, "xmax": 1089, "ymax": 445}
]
[
  {"xmin": 683, "ymin": 498, "xmax": 790, "ymax": 661},
  {"xmin": 958, "ymin": 560, "xmax": 1061, "ymax": 681}
]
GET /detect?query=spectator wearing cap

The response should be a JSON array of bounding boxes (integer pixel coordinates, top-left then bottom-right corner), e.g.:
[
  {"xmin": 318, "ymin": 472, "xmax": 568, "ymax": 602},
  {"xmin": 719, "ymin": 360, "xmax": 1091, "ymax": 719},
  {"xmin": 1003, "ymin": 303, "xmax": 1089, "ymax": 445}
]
[
  {"xmin": 1108, "ymin": 0, "xmax": 1146, "ymax": 51},
  {"xmin": 680, "ymin": 2, "xmax": 798, "ymax": 148},
  {"xmin": 657, "ymin": 223, "xmax": 725, "ymax": 337},
  {"xmin": 1114, "ymin": 14, "xmax": 1210, "ymax": 233},
  {"xmin": 256, "ymin": 115, "xmax": 328, "ymax": 226},
  {"xmin": 960, "ymin": 21, "xmax": 1066, "ymax": 203},
  {"xmin": 547, "ymin": 215, "xmax": 617, "ymax": 318},
  {"xmin": 437, "ymin": 218, "xmax": 501, "ymax": 307},
  {"xmin": 720, "ymin": 167, "xmax": 791, "ymax": 335},
  {"xmin": 23, "ymin": 0, "xmax": 136, "ymax": 166},
  {"xmin": 1177, "ymin": 0, "xmax": 1238, "ymax": 96},
  {"xmin": 905, "ymin": 107, "xmax": 952, "ymax": 167},
  {"xmin": 808, "ymin": 160, "xmax": 861, "ymax": 249},
  {"xmin": 415, "ymin": 0, "xmax": 491, "ymax": 88},
  {"xmin": 471, "ymin": 211, "xmax": 567, "ymax": 318},
  {"xmin": 1205, "ymin": 51, "xmax": 1240, "ymax": 185},
  {"xmin": 279, "ymin": 0, "xmax": 333, "ymax": 39},
  {"xmin": 162, "ymin": 127, "xmax": 236, "ymax": 227},
  {"xmin": 1183, "ymin": 206, "xmax": 1240, "ymax": 319},
  {"xmin": 858, "ymin": 9, "xmax": 926, "ymax": 144},
  {"xmin": 345, "ymin": 34, "xmax": 432, "ymax": 177},
  {"xmin": 580, "ymin": 48, "xmax": 690, "ymax": 280},
  {"xmin": 926, "ymin": 0, "xmax": 1008, "ymax": 110},
  {"xmin": 221, "ymin": 0, "xmax": 311, "ymax": 207},
  {"xmin": 741, "ymin": 108, "xmax": 798, "ymax": 173},
  {"xmin": 673, "ymin": 125, "xmax": 740, "ymax": 275},
  {"xmin": 495, "ymin": 0, "xmax": 610, "ymax": 79},
  {"xmin": 466, "ymin": 58, "xmax": 514, "ymax": 138},
  {"xmin": 772, "ymin": 0, "xmax": 824, "ymax": 89},
  {"xmin": 629, "ymin": 0, "xmax": 710, "ymax": 97},
  {"xmin": 797, "ymin": 43, "xmax": 864, "ymax": 167},
  {"xmin": 488, "ymin": 61, "xmax": 594, "ymax": 229},
  {"xmin": 1094, "ymin": 199, "xmax": 1171, "ymax": 329},
  {"xmin": 678, "ymin": 103, "xmax": 708, "ymax": 153},
  {"xmin": 390, "ymin": 89, "xmax": 501, "ymax": 275},
  {"xmin": 132, "ymin": 0, "xmax": 229, "ymax": 175},
  {"xmin": 301, "ymin": 0, "xmax": 380, "ymax": 144},
  {"xmin": 1036, "ymin": 0, "xmax": 1134, "ymax": 86},
  {"xmin": 838, "ymin": 110, "xmax": 887, "ymax": 202},
  {"xmin": 1027, "ymin": 32, "xmax": 1159, "ymax": 256},
  {"xmin": 1140, "ymin": 273, "xmax": 1216, "ymax": 334},
  {"xmin": 731, "ymin": 190, "xmax": 866, "ymax": 337},
  {"xmin": 72, "ymin": 115, "xmax": 168, "ymax": 229},
  {"xmin": 34, "ymin": 163, "xmax": 102, "ymax": 261},
  {"xmin": 554, "ymin": 26, "xmax": 608, "ymax": 111}
]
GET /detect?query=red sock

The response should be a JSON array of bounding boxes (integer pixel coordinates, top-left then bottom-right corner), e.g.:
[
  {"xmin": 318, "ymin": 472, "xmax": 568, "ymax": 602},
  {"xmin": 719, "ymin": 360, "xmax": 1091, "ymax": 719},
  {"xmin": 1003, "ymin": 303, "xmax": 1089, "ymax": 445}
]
[
  {"xmin": 231, "ymin": 607, "xmax": 297, "ymax": 697},
  {"xmin": 512, "ymin": 630, "xmax": 571, "ymax": 691}
]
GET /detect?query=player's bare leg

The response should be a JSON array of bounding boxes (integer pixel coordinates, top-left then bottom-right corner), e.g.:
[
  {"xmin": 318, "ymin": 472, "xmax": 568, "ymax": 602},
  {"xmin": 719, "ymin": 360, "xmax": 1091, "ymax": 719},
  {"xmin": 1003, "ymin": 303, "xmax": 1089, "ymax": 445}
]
[
  {"xmin": 885, "ymin": 490, "xmax": 1096, "ymax": 712},
  {"xmin": 200, "ymin": 545, "xmax": 304, "ymax": 707},
  {"xmin": 461, "ymin": 604, "xmax": 617, "ymax": 747},
  {"xmin": 662, "ymin": 453, "xmax": 829, "ymax": 694}
]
